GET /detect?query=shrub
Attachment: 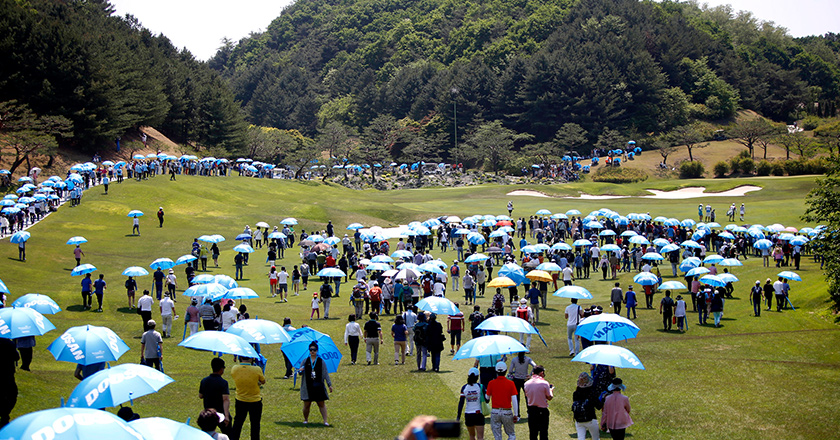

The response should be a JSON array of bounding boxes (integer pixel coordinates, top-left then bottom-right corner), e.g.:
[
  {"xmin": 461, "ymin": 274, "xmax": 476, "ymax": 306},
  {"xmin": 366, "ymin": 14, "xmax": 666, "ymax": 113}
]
[
  {"xmin": 755, "ymin": 160, "xmax": 772, "ymax": 176},
  {"xmin": 807, "ymin": 157, "xmax": 827, "ymax": 174},
  {"xmin": 800, "ymin": 116, "xmax": 821, "ymax": 131},
  {"xmin": 713, "ymin": 161, "xmax": 729, "ymax": 177},
  {"xmin": 729, "ymin": 157, "xmax": 742, "ymax": 174},
  {"xmin": 739, "ymin": 157, "xmax": 755, "ymax": 174},
  {"xmin": 679, "ymin": 161, "xmax": 705, "ymax": 178},
  {"xmin": 736, "ymin": 150, "xmax": 751, "ymax": 159},
  {"xmin": 770, "ymin": 162, "xmax": 785, "ymax": 176},
  {"xmin": 591, "ymin": 166, "xmax": 648, "ymax": 183},
  {"xmin": 784, "ymin": 159, "xmax": 806, "ymax": 175}
]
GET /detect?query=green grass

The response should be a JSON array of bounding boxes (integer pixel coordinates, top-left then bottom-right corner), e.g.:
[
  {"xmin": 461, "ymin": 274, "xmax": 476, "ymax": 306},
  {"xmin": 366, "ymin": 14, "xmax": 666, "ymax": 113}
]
[{"xmin": 3, "ymin": 174, "xmax": 839, "ymax": 440}]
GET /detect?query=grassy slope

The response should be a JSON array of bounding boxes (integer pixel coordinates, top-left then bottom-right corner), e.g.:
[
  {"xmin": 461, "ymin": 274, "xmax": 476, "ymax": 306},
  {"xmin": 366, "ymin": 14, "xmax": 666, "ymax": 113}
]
[{"xmin": 2, "ymin": 174, "xmax": 838, "ymax": 440}]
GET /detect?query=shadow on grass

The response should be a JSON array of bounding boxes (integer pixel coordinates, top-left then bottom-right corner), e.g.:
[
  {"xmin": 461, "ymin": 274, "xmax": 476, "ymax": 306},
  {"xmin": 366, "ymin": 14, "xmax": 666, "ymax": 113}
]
[
  {"xmin": 65, "ymin": 305, "xmax": 87, "ymax": 312},
  {"xmin": 116, "ymin": 307, "xmax": 135, "ymax": 314},
  {"xmin": 274, "ymin": 421, "xmax": 332, "ymax": 428},
  {"xmin": 566, "ymin": 432, "xmax": 633, "ymax": 438}
]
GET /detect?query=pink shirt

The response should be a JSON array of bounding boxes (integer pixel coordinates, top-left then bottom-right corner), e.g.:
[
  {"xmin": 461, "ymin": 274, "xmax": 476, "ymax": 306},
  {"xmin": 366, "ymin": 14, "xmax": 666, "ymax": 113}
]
[
  {"xmin": 523, "ymin": 375, "xmax": 552, "ymax": 408},
  {"xmin": 601, "ymin": 392, "xmax": 633, "ymax": 430}
]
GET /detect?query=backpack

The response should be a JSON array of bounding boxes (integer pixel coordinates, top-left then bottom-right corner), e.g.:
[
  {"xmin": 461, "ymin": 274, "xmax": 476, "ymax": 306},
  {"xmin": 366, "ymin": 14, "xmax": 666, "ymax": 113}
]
[
  {"xmin": 493, "ymin": 295, "xmax": 504, "ymax": 310},
  {"xmin": 450, "ymin": 265, "xmax": 459, "ymax": 276},
  {"xmin": 571, "ymin": 399, "xmax": 590, "ymax": 422},
  {"xmin": 470, "ymin": 312, "xmax": 484, "ymax": 330},
  {"xmin": 414, "ymin": 323, "xmax": 427, "ymax": 345},
  {"xmin": 516, "ymin": 307, "xmax": 529, "ymax": 321}
]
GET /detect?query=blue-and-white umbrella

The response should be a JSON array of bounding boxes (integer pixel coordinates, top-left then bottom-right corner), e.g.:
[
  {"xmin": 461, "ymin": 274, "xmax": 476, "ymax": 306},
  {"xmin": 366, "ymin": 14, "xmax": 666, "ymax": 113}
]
[
  {"xmin": 719, "ymin": 273, "xmax": 739, "ymax": 283},
  {"xmin": 179, "ymin": 331, "xmax": 258, "ymax": 357},
  {"xmin": 150, "ymin": 258, "xmax": 176, "ymax": 270},
  {"xmin": 122, "ymin": 266, "xmax": 149, "ymax": 277},
  {"xmin": 453, "ymin": 335, "xmax": 527, "ymax": 360},
  {"xmin": 127, "ymin": 210, "xmax": 144, "ymax": 218},
  {"xmin": 365, "ymin": 262, "xmax": 392, "ymax": 272},
  {"xmin": 632, "ymin": 272, "xmax": 660, "ymax": 286},
  {"xmin": 175, "ymin": 254, "xmax": 197, "ymax": 265},
  {"xmin": 391, "ymin": 250, "xmax": 414, "ymax": 260},
  {"xmin": 10, "ymin": 231, "xmax": 30, "ymax": 244},
  {"xmin": 719, "ymin": 258, "xmax": 743, "ymax": 267},
  {"xmin": 571, "ymin": 344, "xmax": 645, "ymax": 370},
  {"xmin": 183, "ymin": 283, "xmax": 228, "ymax": 300},
  {"xmin": 552, "ymin": 242, "xmax": 573, "ymax": 251},
  {"xmin": 476, "ymin": 316, "xmax": 539, "ymax": 334},
  {"xmin": 498, "ymin": 263, "xmax": 526, "ymax": 286},
  {"xmin": 753, "ymin": 239, "xmax": 774, "ymax": 250},
  {"xmin": 235, "ymin": 233, "xmax": 252, "ymax": 241},
  {"xmin": 347, "ymin": 223, "xmax": 364, "ymax": 230},
  {"xmin": 233, "ymin": 243, "xmax": 255, "ymax": 253},
  {"xmin": 552, "ymin": 286, "xmax": 593, "ymax": 299},
  {"xmin": 686, "ymin": 267, "xmax": 710, "ymax": 277},
  {"xmin": 535, "ymin": 262, "xmax": 561, "ymax": 271},
  {"xmin": 71, "ymin": 264, "xmax": 98, "ymax": 276},
  {"xmin": 572, "ymin": 239, "xmax": 592, "ymax": 247},
  {"xmin": 226, "ymin": 319, "xmax": 290, "ymax": 344},
  {"xmin": 371, "ymin": 255, "xmax": 394, "ymax": 263},
  {"xmin": 11, "ymin": 293, "xmax": 61, "ymax": 314},
  {"xmin": 700, "ymin": 275, "xmax": 726, "ymax": 287},
  {"xmin": 48, "ymin": 325, "xmax": 130, "ymax": 365},
  {"xmin": 777, "ymin": 271, "xmax": 801, "ymax": 281},
  {"xmin": 575, "ymin": 313, "xmax": 640, "ymax": 342},
  {"xmin": 198, "ymin": 234, "xmax": 226, "ymax": 243},
  {"xmin": 467, "ymin": 233, "xmax": 486, "ymax": 245},
  {"xmin": 281, "ymin": 327, "xmax": 342, "ymax": 372},
  {"xmin": 191, "ymin": 274, "xmax": 215, "ymax": 284},
  {"xmin": 703, "ymin": 254, "xmax": 724, "ymax": 264},
  {"xmin": 223, "ymin": 287, "xmax": 259, "ymax": 300},
  {"xmin": 66, "ymin": 236, "xmax": 88, "ymax": 245},
  {"xmin": 315, "ymin": 268, "xmax": 346, "ymax": 278},
  {"xmin": 212, "ymin": 275, "xmax": 238, "ymax": 289},
  {"xmin": 416, "ymin": 297, "xmax": 461, "ymax": 316},
  {"xmin": 280, "ymin": 217, "xmax": 298, "ymax": 225},
  {"xmin": 268, "ymin": 231, "xmax": 286, "ymax": 240},
  {"xmin": 658, "ymin": 281, "xmax": 687, "ymax": 290},
  {"xmin": 0, "ymin": 408, "xmax": 145, "ymax": 440},
  {"xmin": 0, "ymin": 307, "xmax": 55, "ymax": 338},
  {"xmin": 67, "ymin": 363, "xmax": 174, "ymax": 408},
  {"xmin": 660, "ymin": 243, "xmax": 680, "ymax": 253},
  {"xmin": 129, "ymin": 417, "xmax": 210, "ymax": 440},
  {"xmin": 418, "ymin": 262, "xmax": 445, "ymax": 276},
  {"xmin": 628, "ymin": 235, "xmax": 650, "ymax": 245},
  {"xmin": 641, "ymin": 252, "xmax": 664, "ymax": 261}
]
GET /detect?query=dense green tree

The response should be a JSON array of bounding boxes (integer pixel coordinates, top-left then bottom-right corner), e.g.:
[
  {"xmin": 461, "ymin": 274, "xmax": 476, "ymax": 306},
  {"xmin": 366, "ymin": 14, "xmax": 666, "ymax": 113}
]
[
  {"xmin": 802, "ymin": 156, "xmax": 840, "ymax": 318},
  {"xmin": 668, "ymin": 124, "xmax": 709, "ymax": 162},
  {"xmin": 461, "ymin": 120, "xmax": 532, "ymax": 175},
  {"xmin": 0, "ymin": 101, "xmax": 73, "ymax": 175},
  {"xmin": 729, "ymin": 118, "xmax": 774, "ymax": 159}
]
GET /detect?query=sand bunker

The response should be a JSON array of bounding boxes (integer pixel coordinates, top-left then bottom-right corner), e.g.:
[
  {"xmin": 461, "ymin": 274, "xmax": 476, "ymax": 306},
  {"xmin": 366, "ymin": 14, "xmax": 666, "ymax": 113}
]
[{"xmin": 507, "ymin": 185, "xmax": 762, "ymax": 200}]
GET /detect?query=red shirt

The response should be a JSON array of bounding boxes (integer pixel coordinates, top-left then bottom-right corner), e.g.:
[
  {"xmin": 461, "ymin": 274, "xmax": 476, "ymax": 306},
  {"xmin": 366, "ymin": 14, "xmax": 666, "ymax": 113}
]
[
  {"xmin": 486, "ymin": 376, "xmax": 517, "ymax": 409},
  {"xmin": 325, "ymin": 256, "xmax": 336, "ymax": 267},
  {"xmin": 448, "ymin": 313, "xmax": 464, "ymax": 331}
]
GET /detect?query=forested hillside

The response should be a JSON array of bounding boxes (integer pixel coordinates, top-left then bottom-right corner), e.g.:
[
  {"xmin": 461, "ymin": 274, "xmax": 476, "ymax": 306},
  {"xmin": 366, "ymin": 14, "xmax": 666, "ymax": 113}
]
[
  {"xmin": 0, "ymin": 0, "xmax": 246, "ymax": 152},
  {"xmin": 212, "ymin": 0, "xmax": 840, "ymax": 150}
]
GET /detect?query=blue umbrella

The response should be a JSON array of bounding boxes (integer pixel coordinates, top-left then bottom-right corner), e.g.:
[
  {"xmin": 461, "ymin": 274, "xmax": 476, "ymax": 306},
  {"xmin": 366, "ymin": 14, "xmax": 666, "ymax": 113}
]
[
  {"xmin": 777, "ymin": 271, "xmax": 801, "ymax": 281},
  {"xmin": 700, "ymin": 275, "xmax": 726, "ymax": 287},
  {"xmin": 719, "ymin": 273, "xmax": 739, "ymax": 283},
  {"xmin": 703, "ymin": 254, "xmax": 724, "ymax": 264},
  {"xmin": 365, "ymin": 262, "xmax": 392, "ymax": 272},
  {"xmin": 535, "ymin": 262, "xmax": 561, "ymax": 271},
  {"xmin": 681, "ymin": 240, "xmax": 702, "ymax": 249},
  {"xmin": 572, "ymin": 239, "xmax": 592, "ymax": 247},
  {"xmin": 753, "ymin": 239, "xmax": 774, "ymax": 250},
  {"xmin": 679, "ymin": 260, "xmax": 699, "ymax": 273},
  {"xmin": 476, "ymin": 316, "xmax": 539, "ymax": 334},
  {"xmin": 67, "ymin": 364, "xmax": 174, "ymax": 408},
  {"xmin": 183, "ymin": 283, "xmax": 228, "ymax": 299},
  {"xmin": 418, "ymin": 262, "xmax": 445, "ymax": 276},
  {"xmin": 48, "ymin": 325, "xmax": 130, "ymax": 365},
  {"xmin": 0, "ymin": 408, "xmax": 145, "ymax": 440},
  {"xmin": 347, "ymin": 223, "xmax": 364, "ymax": 230},
  {"xmin": 535, "ymin": 209, "xmax": 551, "ymax": 215},
  {"xmin": 719, "ymin": 258, "xmax": 743, "ymax": 267},
  {"xmin": 175, "ymin": 254, "xmax": 198, "ymax": 265},
  {"xmin": 179, "ymin": 331, "xmax": 258, "ymax": 357},
  {"xmin": 9, "ymin": 231, "xmax": 30, "ymax": 244},
  {"xmin": 281, "ymin": 327, "xmax": 342, "ymax": 372},
  {"xmin": 226, "ymin": 319, "xmax": 291, "ymax": 344},
  {"xmin": 191, "ymin": 274, "xmax": 215, "ymax": 284},
  {"xmin": 233, "ymin": 243, "xmax": 255, "ymax": 253},
  {"xmin": 600, "ymin": 244, "xmax": 620, "ymax": 252},
  {"xmin": 11, "ymin": 293, "xmax": 61, "ymax": 314},
  {"xmin": 315, "ymin": 268, "xmax": 346, "ymax": 278},
  {"xmin": 0, "ymin": 307, "xmax": 55, "ymax": 338},
  {"xmin": 520, "ymin": 245, "xmax": 539, "ymax": 254},
  {"xmin": 235, "ymin": 233, "xmax": 252, "ymax": 241},
  {"xmin": 686, "ymin": 267, "xmax": 710, "ymax": 277},
  {"xmin": 223, "ymin": 287, "xmax": 259, "ymax": 300},
  {"xmin": 658, "ymin": 281, "xmax": 687, "ymax": 290},
  {"xmin": 632, "ymin": 272, "xmax": 660, "ymax": 286},
  {"xmin": 453, "ymin": 335, "xmax": 527, "ymax": 360},
  {"xmin": 498, "ymin": 263, "xmax": 526, "ymax": 286},
  {"xmin": 552, "ymin": 286, "xmax": 593, "ymax": 299},
  {"xmin": 575, "ymin": 313, "xmax": 640, "ymax": 342},
  {"xmin": 129, "ymin": 417, "xmax": 210, "ymax": 440},
  {"xmin": 66, "ymin": 236, "xmax": 88, "ymax": 245},
  {"xmin": 127, "ymin": 210, "xmax": 144, "ymax": 217},
  {"xmin": 198, "ymin": 234, "xmax": 226, "ymax": 243},
  {"xmin": 641, "ymin": 252, "xmax": 664, "ymax": 261},
  {"xmin": 571, "ymin": 344, "xmax": 645, "ymax": 370},
  {"xmin": 416, "ymin": 297, "xmax": 461, "ymax": 316},
  {"xmin": 213, "ymin": 275, "xmax": 238, "ymax": 289},
  {"xmin": 268, "ymin": 231, "xmax": 286, "ymax": 239},
  {"xmin": 150, "ymin": 258, "xmax": 176, "ymax": 270},
  {"xmin": 280, "ymin": 217, "xmax": 298, "ymax": 225},
  {"xmin": 122, "ymin": 266, "xmax": 149, "ymax": 277},
  {"xmin": 71, "ymin": 264, "xmax": 98, "ymax": 276},
  {"xmin": 660, "ymin": 243, "xmax": 680, "ymax": 253},
  {"xmin": 391, "ymin": 250, "xmax": 414, "ymax": 260},
  {"xmin": 628, "ymin": 235, "xmax": 650, "ymax": 245}
]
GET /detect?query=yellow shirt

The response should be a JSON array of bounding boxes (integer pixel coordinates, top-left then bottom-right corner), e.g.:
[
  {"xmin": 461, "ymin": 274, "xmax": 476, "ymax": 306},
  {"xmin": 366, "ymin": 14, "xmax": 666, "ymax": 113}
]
[{"xmin": 231, "ymin": 364, "xmax": 266, "ymax": 402}]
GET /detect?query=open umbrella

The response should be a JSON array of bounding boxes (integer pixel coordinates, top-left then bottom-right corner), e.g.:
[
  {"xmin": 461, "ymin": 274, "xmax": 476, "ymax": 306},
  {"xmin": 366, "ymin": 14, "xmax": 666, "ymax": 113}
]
[
  {"xmin": 226, "ymin": 319, "xmax": 291, "ymax": 344},
  {"xmin": 418, "ymin": 262, "xmax": 445, "ymax": 275},
  {"xmin": 641, "ymin": 252, "xmax": 664, "ymax": 261},
  {"xmin": 571, "ymin": 344, "xmax": 645, "ymax": 370},
  {"xmin": 235, "ymin": 233, "xmax": 252, "ymax": 241},
  {"xmin": 0, "ymin": 408, "xmax": 145, "ymax": 440},
  {"xmin": 525, "ymin": 270, "xmax": 553, "ymax": 283},
  {"xmin": 0, "ymin": 307, "xmax": 55, "ymax": 338},
  {"xmin": 316, "ymin": 268, "xmax": 346, "ymax": 278},
  {"xmin": 223, "ymin": 287, "xmax": 259, "ymax": 300},
  {"xmin": 365, "ymin": 262, "xmax": 392, "ymax": 272},
  {"xmin": 191, "ymin": 274, "xmax": 215, "ymax": 284},
  {"xmin": 347, "ymin": 223, "xmax": 364, "ymax": 230},
  {"xmin": 179, "ymin": 331, "xmax": 258, "ymax": 357},
  {"xmin": 175, "ymin": 254, "xmax": 198, "ymax": 266},
  {"xmin": 127, "ymin": 210, "xmax": 144, "ymax": 218},
  {"xmin": 391, "ymin": 250, "xmax": 414, "ymax": 260},
  {"xmin": 498, "ymin": 263, "xmax": 526, "ymax": 285},
  {"xmin": 233, "ymin": 243, "xmax": 255, "ymax": 253},
  {"xmin": 268, "ymin": 231, "xmax": 286, "ymax": 240},
  {"xmin": 129, "ymin": 417, "xmax": 210, "ymax": 440},
  {"xmin": 685, "ymin": 267, "xmax": 711, "ymax": 277},
  {"xmin": 255, "ymin": 221, "xmax": 270, "ymax": 228},
  {"xmin": 632, "ymin": 272, "xmax": 659, "ymax": 286},
  {"xmin": 9, "ymin": 231, "xmax": 30, "ymax": 244},
  {"xmin": 71, "ymin": 264, "xmax": 98, "ymax": 276},
  {"xmin": 476, "ymin": 316, "xmax": 539, "ymax": 334},
  {"xmin": 777, "ymin": 271, "xmax": 802, "ymax": 281},
  {"xmin": 198, "ymin": 234, "xmax": 226, "ymax": 243},
  {"xmin": 67, "ymin": 363, "xmax": 174, "ymax": 408},
  {"xmin": 553, "ymin": 286, "xmax": 593, "ymax": 300},
  {"xmin": 280, "ymin": 218, "xmax": 298, "ymax": 225},
  {"xmin": 658, "ymin": 281, "xmax": 687, "ymax": 290},
  {"xmin": 535, "ymin": 262, "xmax": 561, "ymax": 272},
  {"xmin": 415, "ymin": 297, "xmax": 461, "ymax": 316},
  {"xmin": 66, "ymin": 236, "xmax": 88, "ymax": 245},
  {"xmin": 487, "ymin": 277, "xmax": 516, "ymax": 289},
  {"xmin": 699, "ymin": 275, "xmax": 726, "ymax": 287},
  {"xmin": 213, "ymin": 275, "xmax": 239, "ymax": 289},
  {"xmin": 122, "ymin": 266, "xmax": 149, "ymax": 277},
  {"xmin": 183, "ymin": 283, "xmax": 228, "ymax": 299},
  {"xmin": 150, "ymin": 258, "xmax": 176, "ymax": 270},
  {"xmin": 575, "ymin": 313, "xmax": 640, "ymax": 343},
  {"xmin": 48, "ymin": 325, "xmax": 130, "ymax": 365},
  {"xmin": 11, "ymin": 293, "xmax": 61, "ymax": 314},
  {"xmin": 281, "ymin": 327, "xmax": 342, "ymax": 372},
  {"xmin": 453, "ymin": 335, "xmax": 527, "ymax": 360}
]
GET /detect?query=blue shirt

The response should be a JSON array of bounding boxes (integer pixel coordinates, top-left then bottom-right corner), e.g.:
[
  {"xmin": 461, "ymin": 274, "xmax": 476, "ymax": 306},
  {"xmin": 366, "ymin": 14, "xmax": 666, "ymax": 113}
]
[
  {"xmin": 625, "ymin": 290, "xmax": 637, "ymax": 307},
  {"xmin": 94, "ymin": 279, "xmax": 106, "ymax": 294},
  {"xmin": 81, "ymin": 277, "xmax": 93, "ymax": 292}
]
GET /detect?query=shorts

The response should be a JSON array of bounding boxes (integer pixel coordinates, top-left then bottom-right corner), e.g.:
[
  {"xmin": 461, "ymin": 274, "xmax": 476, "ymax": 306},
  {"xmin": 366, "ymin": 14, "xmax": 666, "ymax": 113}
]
[
  {"xmin": 270, "ymin": 279, "xmax": 278, "ymax": 286},
  {"xmin": 278, "ymin": 284, "xmax": 288, "ymax": 293},
  {"xmin": 465, "ymin": 412, "xmax": 485, "ymax": 426},
  {"xmin": 126, "ymin": 290, "xmax": 135, "ymax": 296},
  {"xmin": 302, "ymin": 276, "xmax": 309, "ymax": 284}
]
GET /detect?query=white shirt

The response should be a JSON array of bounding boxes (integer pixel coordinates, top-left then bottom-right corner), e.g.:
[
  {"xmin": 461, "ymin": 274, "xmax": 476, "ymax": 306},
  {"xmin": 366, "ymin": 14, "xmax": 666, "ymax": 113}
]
[
  {"xmin": 562, "ymin": 267, "xmax": 573, "ymax": 281},
  {"xmin": 137, "ymin": 295, "xmax": 154, "ymax": 311},
  {"xmin": 641, "ymin": 263, "xmax": 651, "ymax": 273},
  {"xmin": 277, "ymin": 271, "xmax": 289, "ymax": 283},
  {"xmin": 221, "ymin": 310, "xmax": 237, "ymax": 330},
  {"xmin": 344, "ymin": 322, "xmax": 362, "ymax": 343},
  {"xmin": 565, "ymin": 304, "xmax": 582, "ymax": 326},
  {"xmin": 160, "ymin": 297, "xmax": 174, "ymax": 316},
  {"xmin": 675, "ymin": 300, "xmax": 687, "ymax": 317},
  {"xmin": 433, "ymin": 282, "xmax": 445, "ymax": 296}
]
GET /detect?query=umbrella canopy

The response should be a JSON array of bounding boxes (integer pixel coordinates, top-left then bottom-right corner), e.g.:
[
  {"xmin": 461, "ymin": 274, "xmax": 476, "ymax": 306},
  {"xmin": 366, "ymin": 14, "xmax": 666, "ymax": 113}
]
[
  {"xmin": 476, "ymin": 316, "xmax": 539, "ymax": 334},
  {"xmin": 255, "ymin": 221, "xmax": 270, "ymax": 228},
  {"xmin": 281, "ymin": 327, "xmax": 342, "ymax": 372},
  {"xmin": 718, "ymin": 273, "xmax": 739, "ymax": 283},
  {"xmin": 418, "ymin": 262, "xmax": 445, "ymax": 275},
  {"xmin": 150, "ymin": 258, "xmax": 176, "ymax": 270},
  {"xmin": 525, "ymin": 270, "xmax": 553, "ymax": 283},
  {"xmin": 233, "ymin": 243, "xmax": 255, "ymax": 254},
  {"xmin": 699, "ymin": 275, "xmax": 726, "ymax": 287},
  {"xmin": 280, "ymin": 217, "xmax": 298, "ymax": 225},
  {"xmin": 235, "ymin": 233, "xmax": 252, "ymax": 241},
  {"xmin": 571, "ymin": 344, "xmax": 645, "ymax": 370},
  {"xmin": 66, "ymin": 236, "xmax": 88, "ymax": 245},
  {"xmin": 223, "ymin": 287, "xmax": 259, "ymax": 300},
  {"xmin": 753, "ymin": 239, "xmax": 774, "ymax": 250},
  {"xmin": 453, "ymin": 335, "xmax": 527, "ymax": 360},
  {"xmin": 127, "ymin": 210, "xmax": 144, "ymax": 217},
  {"xmin": 71, "ymin": 264, "xmax": 98, "ymax": 276},
  {"xmin": 719, "ymin": 258, "xmax": 743, "ymax": 267},
  {"xmin": 179, "ymin": 331, "xmax": 258, "ymax": 357},
  {"xmin": 68, "ymin": 364, "xmax": 174, "ymax": 408},
  {"xmin": 365, "ymin": 262, "xmax": 392, "ymax": 272},
  {"xmin": 703, "ymin": 254, "xmax": 724, "ymax": 264},
  {"xmin": 175, "ymin": 254, "xmax": 197, "ymax": 265},
  {"xmin": 487, "ymin": 277, "xmax": 516, "ymax": 288},
  {"xmin": 347, "ymin": 223, "xmax": 364, "ymax": 230},
  {"xmin": 498, "ymin": 263, "xmax": 526, "ymax": 285},
  {"xmin": 122, "ymin": 266, "xmax": 149, "ymax": 277},
  {"xmin": 685, "ymin": 267, "xmax": 711, "ymax": 277},
  {"xmin": 183, "ymin": 283, "xmax": 228, "ymax": 299},
  {"xmin": 572, "ymin": 239, "xmax": 592, "ymax": 247},
  {"xmin": 391, "ymin": 250, "xmax": 414, "ymax": 260},
  {"xmin": 48, "ymin": 325, "xmax": 130, "ymax": 365},
  {"xmin": 128, "ymin": 417, "xmax": 211, "ymax": 440},
  {"xmin": 11, "ymin": 293, "xmax": 61, "ymax": 314},
  {"xmin": 198, "ymin": 234, "xmax": 226, "ymax": 243},
  {"xmin": 9, "ymin": 231, "xmax": 30, "ymax": 243},
  {"xmin": 632, "ymin": 272, "xmax": 660, "ymax": 286},
  {"xmin": 535, "ymin": 262, "xmax": 562, "ymax": 272},
  {"xmin": 628, "ymin": 235, "xmax": 650, "ymax": 245},
  {"xmin": 0, "ymin": 408, "xmax": 146, "ymax": 440},
  {"xmin": 315, "ymin": 268, "xmax": 346, "ymax": 278},
  {"xmin": 575, "ymin": 313, "xmax": 640, "ymax": 343},
  {"xmin": 226, "ymin": 319, "xmax": 291, "ymax": 344},
  {"xmin": 191, "ymin": 274, "xmax": 215, "ymax": 284},
  {"xmin": 0, "ymin": 307, "xmax": 55, "ymax": 338},
  {"xmin": 641, "ymin": 252, "xmax": 664, "ymax": 261},
  {"xmin": 415, "ymin": 297, "xmax": 461, "ymax": 316},
  {"xmin": 777, "ymin": 271, "xmax": 802, "ymax": 281},
  {"xmin": 213, "ymin": 275, "xmax": 238, "ymax": 289},
  {"xmin": 553, "ymin": 286, "xmax": 593, "ymax": 300},
  {"xmin": 658, "ymin": 281, "xmax": 687, "ymax": 290},
  {"xmin": 268, "ymin": 231, "xmax": 286, "ymax": 240}
]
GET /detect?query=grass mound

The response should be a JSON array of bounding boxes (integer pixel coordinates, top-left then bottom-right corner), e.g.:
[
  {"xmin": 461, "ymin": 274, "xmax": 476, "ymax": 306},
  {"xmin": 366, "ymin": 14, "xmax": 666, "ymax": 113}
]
[{"xmin": 591, "ymin": 166, "xmax": 649, "ymax": 183}]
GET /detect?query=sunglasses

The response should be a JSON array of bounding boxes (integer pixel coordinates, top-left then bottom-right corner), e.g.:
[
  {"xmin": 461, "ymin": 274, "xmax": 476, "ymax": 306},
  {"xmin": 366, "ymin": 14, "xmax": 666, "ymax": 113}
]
[{"xmin": 309, "ymin": 348, "xmax": 318, "ymax": 352}]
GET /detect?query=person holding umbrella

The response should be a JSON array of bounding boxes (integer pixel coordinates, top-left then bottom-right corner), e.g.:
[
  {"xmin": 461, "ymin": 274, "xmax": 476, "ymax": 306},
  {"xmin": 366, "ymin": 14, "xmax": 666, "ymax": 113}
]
[
  {"xmin": 300, "ymin": 341, "xmax": 333, "ymax": 426},
  {"xmin": 132, "ymin": 215, "xmax": 140, "ymax": 235}
]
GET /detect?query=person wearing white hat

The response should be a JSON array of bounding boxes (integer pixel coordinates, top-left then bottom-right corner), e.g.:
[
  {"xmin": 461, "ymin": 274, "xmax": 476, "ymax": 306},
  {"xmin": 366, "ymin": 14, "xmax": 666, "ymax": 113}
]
[
  {"xmin": 485, "ymin": 361, "xmax": 518, "ymax": 440},
  {"xmin": 515, "ymin": 298, "xmax": 534, "ymax": 349}
]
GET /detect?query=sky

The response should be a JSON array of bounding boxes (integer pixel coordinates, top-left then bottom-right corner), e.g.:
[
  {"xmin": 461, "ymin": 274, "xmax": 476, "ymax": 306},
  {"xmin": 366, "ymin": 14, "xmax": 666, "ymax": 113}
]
[{"xmin": 108, "ymin": 0, "xmax": 840, "ymax": 61}]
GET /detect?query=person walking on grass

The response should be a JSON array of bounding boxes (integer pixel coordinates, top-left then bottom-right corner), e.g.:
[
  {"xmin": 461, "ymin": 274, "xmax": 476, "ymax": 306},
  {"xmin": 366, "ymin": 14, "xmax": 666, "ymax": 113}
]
[
  {"xmin": 485, "ymin": 361, "xmax": 518, "ymax": 440},
  {"xmin": 73, "ymin": 245, "xmax": 85, "ymax": 266},
  {"xmin": 140, "ymin": 320, "xmax": 162, "ymax": 371},
  {"xmin": 231, "ymin": 357, "xmax": 265, "ymax": 440},
  {"xmin": 624, "ymin": 285, "xmax": 637, "ymax": 320},
  {"xmin": 199, "ymin": 358, "xmax": 231, "ymax": 435},
  {"xmin": 750, "ymin": 280, "xmax": 763, "ymax": 317},
  {"xmin": 125, "ymin": 276, "xmax": 137, "ymax": 310},
  {"xmin": 93, "ymin": 274, "xmax": 106, "ymax": 312},
  {"xmin": 659, "ymin": 290, "xmax": 674, "ymax": 331},
  {"xmin": 300, "ymin": 342, "xmax": 333, "ymax": 426},
  {"xmin": 364, "ymin": 313, "xmax": 383, "ymax": 365},
  {"xmin": 601, "ymin": 379, "xmax": 632, "ymax": 440},
  {"xmin": 457, "ymin": 368, "xmax": 486, "ymax": 440},
  {"xmin": 448, "ymin": 305, "xmax": 465, "ymax": 354},
  {"xmin": 392, "ymin": 315, "xmax": 408, "ymax": 365},
  {"xmin": 565, "ymin": 298, "xmax": 583, "ymax": 356}
]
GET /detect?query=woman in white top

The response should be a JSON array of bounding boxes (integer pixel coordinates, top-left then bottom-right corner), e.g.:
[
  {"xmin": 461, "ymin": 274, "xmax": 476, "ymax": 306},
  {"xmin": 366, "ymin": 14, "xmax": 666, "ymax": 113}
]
[
  {"xmin": 456, "ymin": 367, "xmax": 485, "ymax": 440},
  {"xmin": 220, "ymin": 303, "xmax": 238, "ymax": 330},
  {"xmin": 343, "ymin": 314, "xmax": 363, "ymax": 365}
]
